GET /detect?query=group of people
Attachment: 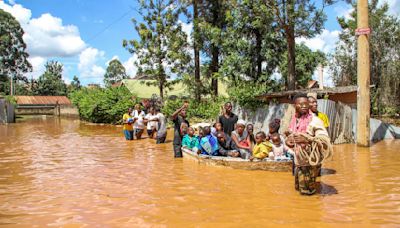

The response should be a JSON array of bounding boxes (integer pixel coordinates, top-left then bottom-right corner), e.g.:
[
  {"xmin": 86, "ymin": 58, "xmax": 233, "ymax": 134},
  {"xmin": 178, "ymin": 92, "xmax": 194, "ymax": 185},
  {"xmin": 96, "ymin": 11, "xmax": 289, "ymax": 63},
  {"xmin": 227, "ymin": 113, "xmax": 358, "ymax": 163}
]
[
  {"xmin": 175, "ymin": 102, "xmax": 292, "ymax": 161},
  {"xmin": 122, "ymin": 104, "xmax": 167, "ymax": 144},
  {"xmin": 172, "ymin": 96, "xmax": 332, "ymax": 195},
  {"xmin": 122, "ymin": 94, "xmax": 332, "ymax": 195}
]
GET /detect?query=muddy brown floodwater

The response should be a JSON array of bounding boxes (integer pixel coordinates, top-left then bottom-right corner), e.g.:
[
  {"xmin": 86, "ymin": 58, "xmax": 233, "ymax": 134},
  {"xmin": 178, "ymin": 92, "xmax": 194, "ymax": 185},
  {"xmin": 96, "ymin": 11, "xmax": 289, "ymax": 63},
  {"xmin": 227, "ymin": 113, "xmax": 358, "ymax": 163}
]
[{"xmin": 0, "ymin": 116, "xmax": 399, "ymax": 227}]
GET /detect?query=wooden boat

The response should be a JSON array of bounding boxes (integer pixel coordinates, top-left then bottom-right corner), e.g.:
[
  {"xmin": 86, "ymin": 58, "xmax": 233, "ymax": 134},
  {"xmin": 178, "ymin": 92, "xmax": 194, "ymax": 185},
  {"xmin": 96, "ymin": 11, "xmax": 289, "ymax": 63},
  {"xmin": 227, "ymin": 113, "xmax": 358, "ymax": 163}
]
[{"xmin": 182, "ymin": 148, "xmax": 293, "ymax": 172}]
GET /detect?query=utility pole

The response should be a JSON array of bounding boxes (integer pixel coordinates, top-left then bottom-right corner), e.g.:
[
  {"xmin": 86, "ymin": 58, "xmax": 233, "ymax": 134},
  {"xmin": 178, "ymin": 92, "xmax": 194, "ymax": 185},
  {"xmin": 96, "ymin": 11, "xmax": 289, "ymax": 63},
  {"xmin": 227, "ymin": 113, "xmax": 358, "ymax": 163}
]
[{"xmin": 356, "ymin": 0, "xmax": 371, "ymax": 147}]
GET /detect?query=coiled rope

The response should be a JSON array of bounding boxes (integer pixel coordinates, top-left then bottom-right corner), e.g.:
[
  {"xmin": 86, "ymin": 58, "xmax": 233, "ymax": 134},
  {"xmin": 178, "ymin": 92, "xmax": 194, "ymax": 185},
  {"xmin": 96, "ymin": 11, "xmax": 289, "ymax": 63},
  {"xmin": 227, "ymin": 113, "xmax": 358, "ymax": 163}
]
[{"xmin": 294, "ymin": 133, "xmax": 333, "ymax": 166}]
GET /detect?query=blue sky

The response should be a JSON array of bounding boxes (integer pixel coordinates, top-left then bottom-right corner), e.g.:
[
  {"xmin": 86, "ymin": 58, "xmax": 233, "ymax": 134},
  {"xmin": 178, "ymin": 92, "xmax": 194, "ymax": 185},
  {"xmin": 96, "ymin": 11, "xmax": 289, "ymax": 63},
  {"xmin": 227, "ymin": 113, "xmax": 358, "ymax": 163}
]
[{"xmin": 1, "ymin": 0, "xmax": 399, "ymax": 86}]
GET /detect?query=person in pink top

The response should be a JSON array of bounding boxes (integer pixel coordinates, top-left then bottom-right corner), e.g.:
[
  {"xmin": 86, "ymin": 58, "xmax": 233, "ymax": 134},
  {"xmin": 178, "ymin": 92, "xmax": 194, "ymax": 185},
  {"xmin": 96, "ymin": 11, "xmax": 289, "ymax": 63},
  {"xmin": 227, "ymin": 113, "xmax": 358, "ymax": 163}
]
[{"xmin": 285, "ymin": 93, "xmax": 332, "ymax": 195}]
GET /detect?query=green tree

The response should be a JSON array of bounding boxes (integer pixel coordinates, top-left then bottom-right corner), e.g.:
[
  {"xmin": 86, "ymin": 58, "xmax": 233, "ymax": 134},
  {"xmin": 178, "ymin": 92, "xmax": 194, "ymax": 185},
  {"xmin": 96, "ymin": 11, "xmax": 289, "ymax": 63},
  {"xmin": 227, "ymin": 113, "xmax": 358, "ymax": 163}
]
[
  {"xmin": 268, "ymin": 0, "xmax": 332, "ymax": 90},
  {"xmin": 280, "ymin": 43, "xmax": 326, "ymax": 88},
  {"xmin": 123, "ymin": 0, "xmax": 191, "ymax": 99},
  {"xmin": 35, "ymin": 61, "xmax": 68, "ymax": 96},
  {"xmin": 68, "ymin": 75, "xmax": 81, "ymax": 93},
  {"xmin": 330, "ymin": 1, "xmax": 400, "ymax": 115},
  {"xmin": 195, "ymin": 0, "xmax": 230, "ymax": 97},
  {"xmin": 220, "ymin": 0, "xmax": 285, "ymax": 84},
  {"xmin": 103, "ymin": 59, "xmax": 128, "ymax": 87},
  {"xmin": 0, "ymin": 9, "xmax": 32, "ymax": 95}
]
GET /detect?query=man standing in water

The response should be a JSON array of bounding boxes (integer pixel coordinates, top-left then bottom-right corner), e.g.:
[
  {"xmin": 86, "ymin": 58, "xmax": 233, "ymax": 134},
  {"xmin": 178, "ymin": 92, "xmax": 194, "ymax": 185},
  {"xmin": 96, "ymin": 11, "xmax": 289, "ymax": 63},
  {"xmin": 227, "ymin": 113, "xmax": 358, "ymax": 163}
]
[
  {"xmin": 218, "ymin": 102, "xmax": 238, "ymax": 136},
  {"xmin": 308, "ymin": 96, "xmax": 330, "ymax": 129},
  {"xmin": 285, "ymin": 93, "xmax": 333, "ymax": 195},
  {"xmin": 171, "ymin": 101, "xmax": 189, "ymax": 158},
  {"xmin": 155, "ymin": 107, "xmax": 167, "ymax": 144}
]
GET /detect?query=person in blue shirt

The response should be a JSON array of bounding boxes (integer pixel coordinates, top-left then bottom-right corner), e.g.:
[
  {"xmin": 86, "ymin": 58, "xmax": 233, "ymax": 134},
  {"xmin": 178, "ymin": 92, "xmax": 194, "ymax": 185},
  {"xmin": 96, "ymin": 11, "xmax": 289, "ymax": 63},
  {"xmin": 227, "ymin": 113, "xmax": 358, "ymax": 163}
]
[{"xmin": 199, "ymin": 126, "xmax": 219, "ymax": 156}]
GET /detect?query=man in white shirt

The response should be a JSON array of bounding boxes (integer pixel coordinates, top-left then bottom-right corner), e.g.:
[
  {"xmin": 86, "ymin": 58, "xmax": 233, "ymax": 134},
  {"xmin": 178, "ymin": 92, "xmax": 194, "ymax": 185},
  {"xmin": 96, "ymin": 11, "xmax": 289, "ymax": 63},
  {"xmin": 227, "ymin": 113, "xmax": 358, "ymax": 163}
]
[
  {"xmin": 132, "ymin": 104, "xmax": 145, "ymax": 139},
  {"xmin": 155, "ymin": 108, "xmax": 167, "ymax": 144},
  {"xmin": 145, "ymin": 107, "xmax": 159, "ymax": 138}
]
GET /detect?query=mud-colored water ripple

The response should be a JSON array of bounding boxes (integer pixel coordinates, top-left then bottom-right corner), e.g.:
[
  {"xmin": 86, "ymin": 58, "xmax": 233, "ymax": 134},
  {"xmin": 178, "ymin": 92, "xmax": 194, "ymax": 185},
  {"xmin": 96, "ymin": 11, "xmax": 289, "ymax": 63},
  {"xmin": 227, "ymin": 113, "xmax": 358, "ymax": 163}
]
[{"xmin": 0, "ymin": 116, "xmax": 399, "ymax": 226}]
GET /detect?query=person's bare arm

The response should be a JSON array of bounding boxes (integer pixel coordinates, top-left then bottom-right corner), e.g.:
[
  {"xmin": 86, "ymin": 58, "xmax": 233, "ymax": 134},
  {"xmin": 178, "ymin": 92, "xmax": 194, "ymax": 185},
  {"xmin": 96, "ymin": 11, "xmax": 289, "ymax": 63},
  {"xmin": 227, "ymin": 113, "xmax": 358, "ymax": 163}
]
[
  {"xmin": 231, "ymin": 134, "xmax": 250, "ymax": 150},
  {"xmin": 171, "ymin": 102, "xmax": 188, "ymax": 120}
]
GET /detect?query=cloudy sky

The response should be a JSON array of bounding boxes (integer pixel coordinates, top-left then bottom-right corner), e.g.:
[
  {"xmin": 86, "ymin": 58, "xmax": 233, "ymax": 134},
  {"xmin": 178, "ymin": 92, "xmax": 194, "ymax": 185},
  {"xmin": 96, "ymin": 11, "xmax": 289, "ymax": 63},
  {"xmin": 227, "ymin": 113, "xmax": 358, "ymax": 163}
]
[{"xmin": 1, "ymin": 0, "xmax": 399, "ymax": 86}]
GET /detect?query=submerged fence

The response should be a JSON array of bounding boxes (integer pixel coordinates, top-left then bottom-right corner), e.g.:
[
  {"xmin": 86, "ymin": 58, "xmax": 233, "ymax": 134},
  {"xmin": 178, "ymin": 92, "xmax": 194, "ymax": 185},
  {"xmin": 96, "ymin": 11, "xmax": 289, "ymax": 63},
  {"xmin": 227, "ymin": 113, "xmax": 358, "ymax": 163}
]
[
  {"xmin": 0, "ymin": 98, "xmax": 15, "ymax": 124},
  {"xmin": 234, "ymin": 99, "xmax": 399, "ymax": 144}
]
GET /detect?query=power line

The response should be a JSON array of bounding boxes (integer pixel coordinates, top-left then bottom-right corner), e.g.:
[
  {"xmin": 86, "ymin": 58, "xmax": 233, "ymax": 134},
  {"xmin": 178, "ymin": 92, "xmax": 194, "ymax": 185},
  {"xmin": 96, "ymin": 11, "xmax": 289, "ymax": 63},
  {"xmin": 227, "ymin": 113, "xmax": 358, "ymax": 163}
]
[{"xmin": 87, "ymin": 6, "xmax": 137, "ymax": 43}]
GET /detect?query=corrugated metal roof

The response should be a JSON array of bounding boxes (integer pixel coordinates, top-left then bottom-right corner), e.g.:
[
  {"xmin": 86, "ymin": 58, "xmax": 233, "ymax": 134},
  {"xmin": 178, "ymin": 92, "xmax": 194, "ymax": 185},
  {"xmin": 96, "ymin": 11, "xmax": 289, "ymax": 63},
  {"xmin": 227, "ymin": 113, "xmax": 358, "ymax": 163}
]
[{"xmin": 15, "ymin": 96, "xmax": 71, "ymax": 105}]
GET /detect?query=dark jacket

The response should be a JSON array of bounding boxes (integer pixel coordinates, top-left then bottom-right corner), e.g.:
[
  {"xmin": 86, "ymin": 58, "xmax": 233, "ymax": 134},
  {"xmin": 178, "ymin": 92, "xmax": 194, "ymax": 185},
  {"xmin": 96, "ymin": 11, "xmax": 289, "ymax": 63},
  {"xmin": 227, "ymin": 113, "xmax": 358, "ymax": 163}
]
[{"xmin": 217, "ymin": 135, "xmax": 238, "ymax": 156}]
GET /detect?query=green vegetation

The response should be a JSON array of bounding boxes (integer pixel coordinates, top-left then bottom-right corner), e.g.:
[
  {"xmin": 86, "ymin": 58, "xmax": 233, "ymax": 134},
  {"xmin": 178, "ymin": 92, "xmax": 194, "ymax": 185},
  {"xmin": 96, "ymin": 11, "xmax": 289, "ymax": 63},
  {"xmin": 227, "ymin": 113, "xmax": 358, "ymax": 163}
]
[
  {"xmin": 104, "ymin": 59, "xmax": 128, "ymax": 87},
  {"xmin": 0, "ymin": 9, "xmax": 32, "ymax": 95},
  {"xmin": 34, "ymin": 61, "xmax": 68, "ymax": 96},
  {"xmin": 69, "ymin": 86, "xmax": 138, "ymax": 124},
  {"xmin": 330, "ymin": 1, "xmax": 400, "ymax": 116},
  {"xmin": 123, "ymin": 0, "xmax": 190, "ymax": 99},
  {"xmin": 162, "ymin": 97, "xmax": 227, "ymax": 123}
]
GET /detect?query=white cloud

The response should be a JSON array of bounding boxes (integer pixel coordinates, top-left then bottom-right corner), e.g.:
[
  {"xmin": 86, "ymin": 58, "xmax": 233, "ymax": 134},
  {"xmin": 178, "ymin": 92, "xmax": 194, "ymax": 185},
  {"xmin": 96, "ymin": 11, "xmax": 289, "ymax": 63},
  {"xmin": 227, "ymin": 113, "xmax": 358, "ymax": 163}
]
[
  {"xmin": 0, "ymin": 1, "xmax": 31, "ymax": 24},
  {"xmin": 179, "ymin": 20, "xmax": 193, "ymax": 43},
  {"xmin": 8, "ymin": 0, "xmax": 17, "ymax": 5},
  {"xmin": 24, "ymin": 13, "xmax": 86, "ymax": 57},
  {"xmin": 78, "ymin": 47, "xmax": 105, "ymax": 78},
  {"xmin": 26, "ymin": 56, "xmax": 47, "ymax": 79},
  {"xmin": 297, "ymin": 29, "xmax": 340, "ymax": 54},
  {"xmin": 379, "ymin": 0, "xmax": 400, "ymax": 16},
  {"xmin": 123, "ymin": 55, "xmax": 138, "ymax": 78},
  {"xmin": 312, "ymin": 66, "xmax": 334, "ymax": 87},
  {"xmin": 0, "ymin": 2, "xmax": 86, "ymax": 58},
  {"xmin": 334, "ymin": 5, "xmax": 354, "ymax": 21}
]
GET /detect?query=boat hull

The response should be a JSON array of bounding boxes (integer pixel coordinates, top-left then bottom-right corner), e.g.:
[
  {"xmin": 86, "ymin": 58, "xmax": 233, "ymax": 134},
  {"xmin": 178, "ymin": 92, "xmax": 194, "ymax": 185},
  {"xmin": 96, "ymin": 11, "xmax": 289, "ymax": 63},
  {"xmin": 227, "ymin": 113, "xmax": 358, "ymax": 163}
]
[{"xmin": 182, "ymin": 148, "xmax": 293, "ymax": 172}]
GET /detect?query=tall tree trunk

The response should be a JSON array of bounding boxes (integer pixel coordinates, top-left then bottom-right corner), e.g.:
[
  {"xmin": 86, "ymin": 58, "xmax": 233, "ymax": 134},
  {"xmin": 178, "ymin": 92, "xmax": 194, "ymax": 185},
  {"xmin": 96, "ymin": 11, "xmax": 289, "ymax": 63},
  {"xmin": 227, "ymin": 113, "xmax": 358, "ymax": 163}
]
[
  {"xmin": 286, "ymin": 1, "xmax": 296, "ymax": 90},
  {"xmin": 210, "ymin": 1, "xmax": 220, "ymax": 98},
  {"xmin": 210, "ymin": 46, "xmax": 219, "ymax": 98},
  {"xmin": 255, "ymin": 29, "xmax": 262, "ymax": 80},
  {"xmin": 159, "ymin": 79, "xmax": 164, "ymax": 100},
  {"xmin": 286, "ymin": 29, "xmax": 296, "ymax": 90},
  {"xmin": 193, "ymin": 0, "xmax": 201, "ymax": 102}
]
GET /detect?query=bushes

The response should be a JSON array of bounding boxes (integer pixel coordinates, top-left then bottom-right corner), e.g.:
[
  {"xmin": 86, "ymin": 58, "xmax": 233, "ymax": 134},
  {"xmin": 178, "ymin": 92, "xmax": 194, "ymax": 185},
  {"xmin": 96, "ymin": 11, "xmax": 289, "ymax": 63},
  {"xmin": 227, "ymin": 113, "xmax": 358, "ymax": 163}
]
[
  {"xmin": 70, "ymin": 86, "xmax": 137, "ymax": 124},
  {"xmin": 162, "ymin": 97, "xmax": 226, "ymax": 122},
  {"xmin": 227, "ymin": 81, "xmax": 275, "ymax": 110}
]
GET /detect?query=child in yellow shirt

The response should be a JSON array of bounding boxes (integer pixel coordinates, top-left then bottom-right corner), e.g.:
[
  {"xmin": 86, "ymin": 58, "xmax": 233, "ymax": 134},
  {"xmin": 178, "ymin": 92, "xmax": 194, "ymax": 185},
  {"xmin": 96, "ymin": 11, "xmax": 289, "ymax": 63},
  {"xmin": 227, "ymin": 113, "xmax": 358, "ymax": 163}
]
[{"xmin": 250, "ymin": 131, "xmax": 272, "ymax": 161}]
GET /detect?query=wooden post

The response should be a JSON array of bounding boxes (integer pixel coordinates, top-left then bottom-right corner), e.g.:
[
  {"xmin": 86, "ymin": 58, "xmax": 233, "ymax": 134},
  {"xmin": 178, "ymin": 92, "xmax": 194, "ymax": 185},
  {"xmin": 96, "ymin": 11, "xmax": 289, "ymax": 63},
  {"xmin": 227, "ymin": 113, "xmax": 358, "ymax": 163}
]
[
  {"xmin": 318, "ymin": 64, "xmax": 324, "ymax": 89},
  {"xmin": 356, "ymin": 0, "xmax": 370, "ymax": 147}
]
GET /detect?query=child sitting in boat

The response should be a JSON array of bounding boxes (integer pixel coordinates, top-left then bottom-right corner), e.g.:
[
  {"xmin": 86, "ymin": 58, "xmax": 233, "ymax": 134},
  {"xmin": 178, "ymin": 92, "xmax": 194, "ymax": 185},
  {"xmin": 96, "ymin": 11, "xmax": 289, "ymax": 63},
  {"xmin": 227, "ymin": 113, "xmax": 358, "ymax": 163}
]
[
  {"xmin": 250, "ymin": 131, "xmax": 272, "ymax": 161},
  {"xmin": 267, "ymin": 119, "xmax": 281, "ymax": 140},
  {"xmin": 269, "ymin": 133, "xmax": 292, "ymax": 160},
  {"xmin": 231, "ymin": 120, "xmax": 251, "ymax": 159},
  {"xmin": 199, "ymin": 126, "xmax": 219, "ymax": 156},
  {"xmin": 216, "ymin": 132, "xmax": 240, "ymax": 157},
  {"xmin": 182, "ymin": 127, "xmax": 200, "ymax": 153},
  {"xmin": 212, "ymin": 122, "xmax": 223, "ymax": 137}
]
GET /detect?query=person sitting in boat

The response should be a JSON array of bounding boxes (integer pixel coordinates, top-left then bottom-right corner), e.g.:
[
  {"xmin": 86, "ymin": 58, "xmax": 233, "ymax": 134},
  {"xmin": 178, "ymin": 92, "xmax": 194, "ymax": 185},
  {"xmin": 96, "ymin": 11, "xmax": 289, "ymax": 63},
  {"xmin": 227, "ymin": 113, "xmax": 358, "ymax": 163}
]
[
  {"xmin": 216, "ymin": 132, "xmax": 240, "ymax": 157},
  {"xmin": 285, "ymin": 93, "xmax": 333, "ymax": 195},
  {"xmin": 212, "ymin": 122, "xmax": 223, "ymax": 137},
  {"xmin": 267, "ymin": 119, "xmax": 281, "ymax": 140},
  {"xmin": 249, "ymin": 131, "xmax": 272, "ymax": 161},
  {"xmin": 231, "ymin": 120, "xmax": 251, "ymax": 159},
  {"xmin": 270, "ymin": 133, "xmax": 292, "ymax": 160},
  {"xmin": 198, "ymin": 126, "xmax": 219, "ymax": 156},
  {"xmin": 182, "ymin": 127, "xmax": 200, "ymax": 153},
  {"xmin": 246, "ymin": 123, "xmax": 256, "ymax": 147}
]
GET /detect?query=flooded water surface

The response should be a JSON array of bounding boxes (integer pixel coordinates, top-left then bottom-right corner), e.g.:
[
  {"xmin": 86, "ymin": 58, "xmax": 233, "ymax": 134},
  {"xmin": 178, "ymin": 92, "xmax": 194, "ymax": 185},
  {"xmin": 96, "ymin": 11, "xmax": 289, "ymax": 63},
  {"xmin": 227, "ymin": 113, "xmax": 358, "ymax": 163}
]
[{"xmin": 0, "ymin": 116, "xmax": 399, "ymax": 226}]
